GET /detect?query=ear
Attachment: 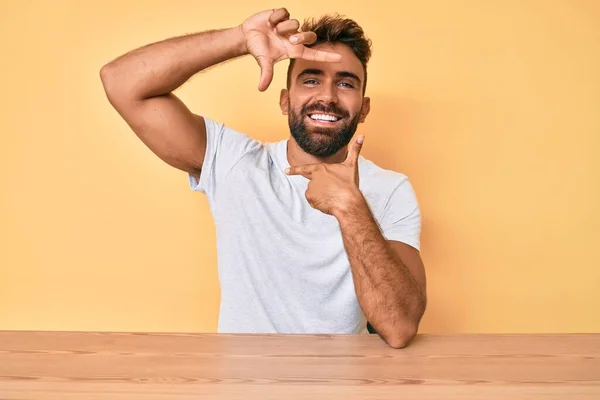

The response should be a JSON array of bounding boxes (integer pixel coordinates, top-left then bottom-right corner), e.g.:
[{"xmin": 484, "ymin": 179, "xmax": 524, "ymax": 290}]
[
  {"xmin": 359, "ymin": 97, "xmax": 371, "ymax": 123},
  {"xmin": 280, "ymin": 89, "xmax": 289, "ymax": 115}
]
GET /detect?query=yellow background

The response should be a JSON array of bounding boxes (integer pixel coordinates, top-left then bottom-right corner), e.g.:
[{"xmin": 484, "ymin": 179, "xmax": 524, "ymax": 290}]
[{"xmin": 1, "ymin": 0, "xmax": 599, "ymax": 334}]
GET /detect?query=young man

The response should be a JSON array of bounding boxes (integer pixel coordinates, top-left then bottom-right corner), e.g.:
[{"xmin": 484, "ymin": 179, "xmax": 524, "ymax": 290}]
[{"xmin": 100, "ymin": 8, "xmax": 426, "ymax": 348}]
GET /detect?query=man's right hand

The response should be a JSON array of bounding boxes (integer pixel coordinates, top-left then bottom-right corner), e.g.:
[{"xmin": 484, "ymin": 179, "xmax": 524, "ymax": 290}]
[
  {"xmin": 101, "ymin": 8, "xmax": 340, "ymax": 179},
  {"xmin": 240, "ymin": 8, "xmax": 343, "ymax": 91}
]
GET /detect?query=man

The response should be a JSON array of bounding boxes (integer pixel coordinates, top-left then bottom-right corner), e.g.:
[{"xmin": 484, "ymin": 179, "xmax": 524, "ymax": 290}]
[{"xmin": 100, "ymin": 8, "xmax": 426, "ymax": 348}]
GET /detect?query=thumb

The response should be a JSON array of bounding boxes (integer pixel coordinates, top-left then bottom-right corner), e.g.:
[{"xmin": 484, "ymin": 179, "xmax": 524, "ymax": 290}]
[{"xmin": 256, "ymin": 56, "xmax": 274, "ymax": 92}]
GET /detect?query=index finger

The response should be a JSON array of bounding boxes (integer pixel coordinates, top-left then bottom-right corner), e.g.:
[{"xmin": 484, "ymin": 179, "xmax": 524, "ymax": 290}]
[
  {"xmin": 285, "ymin": 164, "xmax": 319, "ymax": 179},
  {"xmin": 344, "ymin": 135, "xmax": 364, "ymax": 166},
  {"xmin": 300, "ymin": 47, "xmax": 342, "ymax": 63}
]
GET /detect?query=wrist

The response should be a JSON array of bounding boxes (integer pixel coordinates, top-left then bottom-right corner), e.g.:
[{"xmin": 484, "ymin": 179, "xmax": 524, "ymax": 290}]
[
  {"xmin": 333, "ymin": 190, "xmax": 369, "ymax": 221},
  {"xmin": 231, "ymin": 25, "xmax": 249, "ymax": 57}
]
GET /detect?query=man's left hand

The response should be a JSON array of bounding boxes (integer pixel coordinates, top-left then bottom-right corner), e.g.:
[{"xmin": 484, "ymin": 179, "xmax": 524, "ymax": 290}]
[{"xmin": 286, "ymin": 136, "xmax": 367, "ymax": 217}]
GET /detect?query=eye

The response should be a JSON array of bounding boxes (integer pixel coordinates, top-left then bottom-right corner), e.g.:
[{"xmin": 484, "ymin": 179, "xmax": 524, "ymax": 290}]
[
  {"xmin": 338, "ymin": 82, "xmax": 355, "ymax": 89},
  {"xmin": 304, "ymin": 79, "xmax": 319, "ymax": 85}
]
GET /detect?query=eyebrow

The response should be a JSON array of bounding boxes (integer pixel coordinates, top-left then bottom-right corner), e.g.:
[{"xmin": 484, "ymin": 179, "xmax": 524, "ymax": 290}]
[{"xmin": 297, "ymin": 68, "xmax": 362, "ymax": 85}]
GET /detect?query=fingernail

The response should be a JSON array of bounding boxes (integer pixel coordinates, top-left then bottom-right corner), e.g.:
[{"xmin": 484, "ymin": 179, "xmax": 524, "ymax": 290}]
[
  {"xmin": 290, "ymin": 36, "xmax": 298, "ymax": 43},
  {"xmin": 357, "ymin": 135, "xmax": 364, "ymax": 144},
  {"xmin": 285, "ymin": 168, "xmax": 290, "ymax": 174}
]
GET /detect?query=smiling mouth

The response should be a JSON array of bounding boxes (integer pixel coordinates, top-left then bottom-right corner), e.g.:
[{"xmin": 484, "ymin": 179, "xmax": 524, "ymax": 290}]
[{"xmin": 308, "ymin": 113, "xmax": 341, "ymax": 123}]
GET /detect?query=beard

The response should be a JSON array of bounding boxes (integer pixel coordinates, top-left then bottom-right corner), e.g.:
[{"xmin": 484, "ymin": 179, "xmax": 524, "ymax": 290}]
[{"xmin": 288, "ymin": 102, "xmax": 361, "ymax": 158}]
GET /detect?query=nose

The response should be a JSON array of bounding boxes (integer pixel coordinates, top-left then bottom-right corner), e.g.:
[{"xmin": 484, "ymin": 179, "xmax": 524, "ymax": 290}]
[{"xmin": 315, "ymin": 82, "xmax": 338, "ymax": 104}]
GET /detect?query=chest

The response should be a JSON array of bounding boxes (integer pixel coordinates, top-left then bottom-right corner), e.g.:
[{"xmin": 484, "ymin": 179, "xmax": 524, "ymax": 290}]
[{"xmin": 211, "ymin": 149, "xmax": 387, "ymax": 261}]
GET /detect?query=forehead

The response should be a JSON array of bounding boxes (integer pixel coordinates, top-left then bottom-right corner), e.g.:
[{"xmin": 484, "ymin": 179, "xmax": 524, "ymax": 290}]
[{"xmin": 291, "ymin": 42, "xmax": 365, "ymax": 82}]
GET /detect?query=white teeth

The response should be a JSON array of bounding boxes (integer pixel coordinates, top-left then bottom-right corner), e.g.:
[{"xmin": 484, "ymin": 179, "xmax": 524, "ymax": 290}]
[{"xmin": 309, "ymin": 114, "xmax": 339, "ymax": 122}]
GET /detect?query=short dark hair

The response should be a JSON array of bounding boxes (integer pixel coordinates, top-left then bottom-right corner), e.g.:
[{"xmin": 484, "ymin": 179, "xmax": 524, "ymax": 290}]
[{"xmin": 287, "ymin": 15, "xmax": 372, "ymax": 95}]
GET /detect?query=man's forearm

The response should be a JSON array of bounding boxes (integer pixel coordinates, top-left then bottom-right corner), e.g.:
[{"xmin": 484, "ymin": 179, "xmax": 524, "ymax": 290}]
[
  {"xmin": 335, "ymin": 196, "xmax": 426, "ymax": 348},
  {"xmin": 100, "ymin": 26, "xmax": 247, "ymax": 100}
]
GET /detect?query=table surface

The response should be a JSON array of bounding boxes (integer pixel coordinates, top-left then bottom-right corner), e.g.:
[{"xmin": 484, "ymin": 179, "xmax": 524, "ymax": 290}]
[{"xmin": 1, "ymin": 331, "xmax": 598, "ymax": 399}]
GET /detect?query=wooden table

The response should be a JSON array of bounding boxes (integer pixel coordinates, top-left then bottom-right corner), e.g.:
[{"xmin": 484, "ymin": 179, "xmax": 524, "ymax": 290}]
[{"xmin": 1, "ymin": 331, "xmax": 598, "ymax": 399}]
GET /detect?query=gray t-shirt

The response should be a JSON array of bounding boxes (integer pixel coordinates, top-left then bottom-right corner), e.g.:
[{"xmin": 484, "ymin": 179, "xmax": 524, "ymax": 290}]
[{"xmin": 189, "ymin": 117, "xmax": 421, "ymax": 334}]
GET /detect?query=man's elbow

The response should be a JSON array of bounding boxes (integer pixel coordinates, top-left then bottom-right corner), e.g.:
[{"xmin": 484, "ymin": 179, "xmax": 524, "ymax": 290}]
[
  {"xmin": 385, "ymin": 298, "xmax": 426, "ymax": 348},
  {"xmin": 99, "ymin": 64, "xmax": 120, "ymax": 106},
  {"xmin": 99, "ymin": 63, "xmax": 131, "ymax": 107},
  {"xmin": 99, "ymin": 63, "xmax": 116, "ymax": 93},
  {"xmin": 381, "ymin": 324, "xmax": 418, "ymax": 349}
]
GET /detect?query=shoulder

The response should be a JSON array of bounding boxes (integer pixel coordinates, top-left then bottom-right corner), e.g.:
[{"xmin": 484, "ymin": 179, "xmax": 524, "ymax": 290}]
[
  {"xmin": 358, "ymin": 156, "xmax": 413, "ymax": 194},
  {"xmin": 358, "ymin": 157, "xmax": 422, "ymax": 249},
  {"xmin": 358, "ymin": 156, "xmax": 420, "ymax": 218}
]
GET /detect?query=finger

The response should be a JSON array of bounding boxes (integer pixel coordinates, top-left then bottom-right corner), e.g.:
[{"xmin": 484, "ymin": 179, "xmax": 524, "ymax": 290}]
[
  {"xmin": 300, "ymin": 46, "xmax": 343, "ymax": 63},
  {"xmin": 276, "ymin": 19, "xmax": 300, "ymax": 35},
  {"xmin": 285, "ymin": 164, "xmax": 318, "ymax": 179},
  {"xmin": 288, "ymin": 31, "xmax": 316, "ymax": 45},
  {"xmin": 268, "ymin": 8, "xmax": 290, "ymax": 28},
  {"xmin": 344, "ymin": 135, "xmax": 364, "ymax": 166},
  {"xmin": 256, "ymin": 55, "xmax": 274, "ymax": 92}
]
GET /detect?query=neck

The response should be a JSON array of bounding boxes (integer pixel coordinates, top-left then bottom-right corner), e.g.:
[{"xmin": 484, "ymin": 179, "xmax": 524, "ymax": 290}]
[{"xmin": 286, "ymin": 136, "xmax": 348, "ymax": 167}]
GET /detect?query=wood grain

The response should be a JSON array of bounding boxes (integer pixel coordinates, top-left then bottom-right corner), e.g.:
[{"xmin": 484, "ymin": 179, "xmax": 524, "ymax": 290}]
[{"xmin": 0, "ymin": 331, "xmax": 598, "ymax": 399}]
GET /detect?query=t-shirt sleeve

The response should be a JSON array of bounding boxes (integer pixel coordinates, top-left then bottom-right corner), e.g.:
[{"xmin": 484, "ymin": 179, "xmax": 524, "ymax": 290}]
[
  {"xmin": 188, "ymin": 117, "xmax": 260, "ymax": 199},
  {"xmin": 379, "ymin": 176, "xmax": 422, "ymax": 251}
]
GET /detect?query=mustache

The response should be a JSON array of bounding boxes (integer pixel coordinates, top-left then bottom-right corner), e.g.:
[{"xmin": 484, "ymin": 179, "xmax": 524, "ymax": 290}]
[{"xmin": 302, "ymin": 103, "xmax": 349, "ymax": 118}]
